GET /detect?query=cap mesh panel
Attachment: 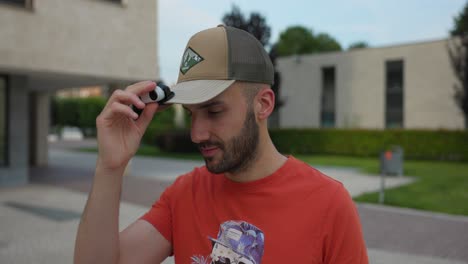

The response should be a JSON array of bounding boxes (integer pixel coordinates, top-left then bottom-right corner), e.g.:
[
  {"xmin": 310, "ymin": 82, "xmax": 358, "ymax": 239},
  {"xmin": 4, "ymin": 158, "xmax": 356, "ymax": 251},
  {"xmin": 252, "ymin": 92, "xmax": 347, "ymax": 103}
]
[{"xmin": 225, "ymin": 27, "xmax": 274, "ymax": 85}]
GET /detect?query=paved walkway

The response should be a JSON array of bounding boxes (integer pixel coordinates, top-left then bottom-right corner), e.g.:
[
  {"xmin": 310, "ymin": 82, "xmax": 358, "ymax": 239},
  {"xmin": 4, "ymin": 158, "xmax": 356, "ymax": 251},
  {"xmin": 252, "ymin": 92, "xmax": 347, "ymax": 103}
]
[
  {"xmin": 1, "ymin": 140, "xmax": 467, "ymax": 264},
  {"xmin": 49, "ymin": 148, "xmax": 414, "ymax": 197}
]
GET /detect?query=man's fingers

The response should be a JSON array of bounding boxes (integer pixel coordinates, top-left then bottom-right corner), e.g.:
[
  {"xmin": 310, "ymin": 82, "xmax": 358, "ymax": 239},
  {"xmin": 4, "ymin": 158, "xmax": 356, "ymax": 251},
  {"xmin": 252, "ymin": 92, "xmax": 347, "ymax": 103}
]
[
  {"xmin": 106, "ymin": 89, "xmax": 145, "ymax": 109},
  {"xmin": 101, "ymin": 102, "xmax": 139, "ymax": 121},
  {"xmin": 135, "ymin": 103, "xmax": 158, "ymax": 131},
  {"xmin": 104, "ymin": 81, "xmax": 158, "ymax": 112},
  {"xmin": 126, "ymin": 81, "xmax": 157, "ymax": 95}
]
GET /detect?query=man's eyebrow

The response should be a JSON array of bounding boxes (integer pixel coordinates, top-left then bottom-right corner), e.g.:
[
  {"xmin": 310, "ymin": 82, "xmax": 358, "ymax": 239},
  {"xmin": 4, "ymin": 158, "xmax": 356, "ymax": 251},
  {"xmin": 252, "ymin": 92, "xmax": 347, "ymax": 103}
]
[
  {"xmin": 198, "ymin": 100, "xmax": 224, "ymax": 109},
  {"xmin": 184, "ymin": 100, "xmax": 224, "ymax": 111}
]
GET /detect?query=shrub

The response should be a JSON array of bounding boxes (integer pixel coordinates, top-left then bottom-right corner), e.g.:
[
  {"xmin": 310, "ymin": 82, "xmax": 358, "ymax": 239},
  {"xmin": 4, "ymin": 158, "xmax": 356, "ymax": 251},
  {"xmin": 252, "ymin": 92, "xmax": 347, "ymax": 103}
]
[
  {"xmin": 154, "ymin": 130, "xmax": 197, "ymax": 153},
  {"xmin": 142, "ymin": 106, "xmax": 178, "ymax": 145},
  {"xmin": 269, "ymin": 129, "xmax": 468, "ymax": 161},
  {"xmin": 51, "ymin": 97, "xmax": 105, "ymax": 137}
]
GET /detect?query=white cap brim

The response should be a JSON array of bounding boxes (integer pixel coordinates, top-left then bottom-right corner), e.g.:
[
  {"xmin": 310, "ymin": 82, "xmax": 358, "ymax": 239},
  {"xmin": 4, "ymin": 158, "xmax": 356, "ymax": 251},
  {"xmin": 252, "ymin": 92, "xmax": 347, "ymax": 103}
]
[{"xmin": 167, "ymin": 79, "xmax": 235, "ymax": 104}]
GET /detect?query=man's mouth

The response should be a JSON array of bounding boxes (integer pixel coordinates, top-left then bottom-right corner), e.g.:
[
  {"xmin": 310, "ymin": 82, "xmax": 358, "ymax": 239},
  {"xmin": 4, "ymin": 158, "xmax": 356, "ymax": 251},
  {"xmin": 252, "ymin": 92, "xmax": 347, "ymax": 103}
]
[
  {"xmin": 199, "ymin": 145, "xmax": 219, "ymax": 157},
  {"xmin": 198, "ymin": 142, "xmax": 222, "ymax": 158}
]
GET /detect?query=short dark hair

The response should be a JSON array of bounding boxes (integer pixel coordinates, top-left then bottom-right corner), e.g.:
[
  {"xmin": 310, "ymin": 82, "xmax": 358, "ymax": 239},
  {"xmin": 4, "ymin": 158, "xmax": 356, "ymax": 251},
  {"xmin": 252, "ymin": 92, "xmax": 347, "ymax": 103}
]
[{"xmin": 238, "ymin": 81, "xmax": 263, "ymax": 104}]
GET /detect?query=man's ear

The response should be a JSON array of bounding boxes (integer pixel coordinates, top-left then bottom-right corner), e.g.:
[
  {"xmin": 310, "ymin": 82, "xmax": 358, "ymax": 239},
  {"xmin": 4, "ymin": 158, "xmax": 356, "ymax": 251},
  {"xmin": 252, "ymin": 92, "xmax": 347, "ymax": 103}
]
[{"xmin": 255, "ymin": 87, "xmax": 275, "ymax": 121}]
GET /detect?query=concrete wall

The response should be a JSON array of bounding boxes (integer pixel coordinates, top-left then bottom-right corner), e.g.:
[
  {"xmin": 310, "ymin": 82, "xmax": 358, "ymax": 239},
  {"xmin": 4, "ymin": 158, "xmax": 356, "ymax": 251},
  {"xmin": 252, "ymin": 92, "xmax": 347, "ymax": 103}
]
[
  {"xmin": 0, "ymin": 75, "xmax": 29, "ymax": 186},
  {"xmin": 0, "ymin": 0, "xmax": 158, "ymax": 81},
  {"xmin": 402, "ymin": 40, "xmax": 462, "ymax": 129},
  {"xmin": 0, "ymin": 0, "xmax": 159, "ymax": 186},
  {"xmin": 277, "ymin": 39, "xmax": 465, "ymax": 130},
  {"xmin": 29, "ymin": 91, "xmax": 50, "ymax": 167}
]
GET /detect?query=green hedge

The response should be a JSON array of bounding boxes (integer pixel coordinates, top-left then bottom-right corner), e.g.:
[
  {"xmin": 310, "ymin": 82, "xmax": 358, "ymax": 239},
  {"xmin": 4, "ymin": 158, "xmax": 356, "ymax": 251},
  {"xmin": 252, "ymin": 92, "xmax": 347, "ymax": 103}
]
[
  {"xmin": 52, "ymin": 97, "xmax": 106, "ymax": 136},
  {"xmin": 142, "ymin": 106, "xmax": 178, "ymax": 145},
  {"xmin": 154, "ymin": 130, "xmax": 198, "ymax": 153},
  {"xmin": 270, "ymin": 129, "xmax": 468, "ymax": 161},
  {"xmin": 137, "ymin": 105, "xmax": 195, "ymax": 150},
  {"xmin": 52, "ymin": 97, "xmax": 186, "ymax": 140}
]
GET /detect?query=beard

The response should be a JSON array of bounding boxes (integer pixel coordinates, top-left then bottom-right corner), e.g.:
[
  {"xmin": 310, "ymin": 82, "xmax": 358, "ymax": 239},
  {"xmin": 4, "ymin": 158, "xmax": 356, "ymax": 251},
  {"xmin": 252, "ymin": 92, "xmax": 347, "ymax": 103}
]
[{"xmin": 198, "ymin": 107, "xmax": 259, "ymax": 175}]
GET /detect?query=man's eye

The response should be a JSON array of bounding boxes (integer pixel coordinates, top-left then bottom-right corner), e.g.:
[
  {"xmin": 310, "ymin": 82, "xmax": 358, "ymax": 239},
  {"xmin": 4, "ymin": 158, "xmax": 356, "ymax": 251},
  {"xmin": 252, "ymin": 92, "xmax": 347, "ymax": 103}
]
[{"xmin": 208, "ymin": 110, "xmax": 222, "ymax": 115}]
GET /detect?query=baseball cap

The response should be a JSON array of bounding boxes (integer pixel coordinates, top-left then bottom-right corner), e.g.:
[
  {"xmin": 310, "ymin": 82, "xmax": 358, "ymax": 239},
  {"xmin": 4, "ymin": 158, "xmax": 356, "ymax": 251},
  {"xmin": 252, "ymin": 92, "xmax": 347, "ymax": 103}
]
[
  {"xmin": 208, "ymin": 220, "xmax": 265, "ymax": 264},
  {"xmin": 166, "ymin": 25, "xmax": 274, "ymax": 104}
]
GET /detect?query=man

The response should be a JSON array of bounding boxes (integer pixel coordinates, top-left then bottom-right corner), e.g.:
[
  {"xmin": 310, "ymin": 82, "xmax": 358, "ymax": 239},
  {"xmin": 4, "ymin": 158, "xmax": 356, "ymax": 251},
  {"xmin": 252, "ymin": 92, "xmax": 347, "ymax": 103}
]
[{"xmin": 74, "ymin": 25, "xmax": 368, "ymax": 264}]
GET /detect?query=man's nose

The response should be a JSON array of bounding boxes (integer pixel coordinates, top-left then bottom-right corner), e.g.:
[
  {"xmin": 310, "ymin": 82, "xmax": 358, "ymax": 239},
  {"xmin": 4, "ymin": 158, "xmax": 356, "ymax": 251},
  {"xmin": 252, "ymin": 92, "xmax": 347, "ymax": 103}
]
[{"xmin": 190, "ymin": 116, "xmax": 210, "ymax": 144}]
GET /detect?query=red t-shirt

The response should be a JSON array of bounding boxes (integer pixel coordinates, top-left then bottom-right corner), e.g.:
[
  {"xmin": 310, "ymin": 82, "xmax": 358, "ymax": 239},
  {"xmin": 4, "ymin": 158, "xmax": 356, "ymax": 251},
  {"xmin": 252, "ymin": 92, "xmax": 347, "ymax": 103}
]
[{"xmin": 141, "ymin": 156, "xmax": 368, "ymax": 263}]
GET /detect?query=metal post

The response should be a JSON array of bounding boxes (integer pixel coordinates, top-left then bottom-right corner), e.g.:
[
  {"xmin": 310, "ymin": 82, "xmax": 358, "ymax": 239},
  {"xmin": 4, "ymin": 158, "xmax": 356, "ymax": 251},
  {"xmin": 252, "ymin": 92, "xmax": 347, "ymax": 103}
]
[
  {"xmin": 379, "ymin": 171, "xmax": 385, "ymax": 204},
  {"xmin": 463, "ymin": 33, "xmax": 468, "ymax": 129}
]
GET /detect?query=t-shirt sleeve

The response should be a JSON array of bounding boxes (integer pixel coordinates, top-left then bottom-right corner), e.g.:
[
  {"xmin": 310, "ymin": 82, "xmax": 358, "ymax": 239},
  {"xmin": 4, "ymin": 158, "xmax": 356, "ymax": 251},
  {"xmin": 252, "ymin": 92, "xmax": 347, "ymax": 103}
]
[
  {"xmin": 321, "ymin": 184, "xmax": 369, "ymax": 264},
  {"xmin": 140, "ymin": 185, "xmax": 174, "ymax": 244},
  {"xmin": 139, "ymin": 175, "xmax": 187, "ymax": 245}
]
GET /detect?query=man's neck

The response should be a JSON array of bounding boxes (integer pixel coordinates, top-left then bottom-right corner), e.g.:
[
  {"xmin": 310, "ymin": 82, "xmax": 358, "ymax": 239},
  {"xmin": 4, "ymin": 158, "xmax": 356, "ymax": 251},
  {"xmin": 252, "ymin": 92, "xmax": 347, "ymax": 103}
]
[{"xmin": 224, "ymin": 137, "xmax": 287, "ymax": 183}]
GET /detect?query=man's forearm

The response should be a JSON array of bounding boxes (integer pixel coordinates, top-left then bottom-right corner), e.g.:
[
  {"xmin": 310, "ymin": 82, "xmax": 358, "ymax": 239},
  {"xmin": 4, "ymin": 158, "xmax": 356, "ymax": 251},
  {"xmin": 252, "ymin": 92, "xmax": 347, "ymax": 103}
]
[{"xmin": 74, "ymin": 164, "xmax": 125, "ymax": 264}]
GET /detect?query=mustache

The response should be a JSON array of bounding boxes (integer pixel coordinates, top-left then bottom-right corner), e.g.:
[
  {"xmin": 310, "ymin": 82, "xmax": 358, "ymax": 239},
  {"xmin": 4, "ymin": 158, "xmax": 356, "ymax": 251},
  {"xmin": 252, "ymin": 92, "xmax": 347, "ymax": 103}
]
[{"xmin": 197, "ymin": 141, "xmax": 224, "ymax": 150}]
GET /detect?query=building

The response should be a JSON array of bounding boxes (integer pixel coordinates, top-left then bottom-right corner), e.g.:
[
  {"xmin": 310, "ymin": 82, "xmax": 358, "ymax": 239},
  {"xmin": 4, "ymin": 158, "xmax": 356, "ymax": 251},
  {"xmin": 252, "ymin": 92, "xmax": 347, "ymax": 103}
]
[
  {"xmin": 276, "ymin": 39, "xmax": 465, "ymax": 130},
  {"xmin": 0, "ymin": 0, "xmax": 158, "ymax": 186},
  {"xmin": 55, "ymin": 86, "xmax": 104, "ymax": 98}
]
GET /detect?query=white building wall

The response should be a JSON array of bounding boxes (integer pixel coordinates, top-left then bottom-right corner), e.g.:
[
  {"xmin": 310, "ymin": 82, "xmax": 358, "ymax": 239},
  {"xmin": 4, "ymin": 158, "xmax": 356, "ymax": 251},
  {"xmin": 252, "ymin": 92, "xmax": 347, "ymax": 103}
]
[
  {"xmin": 403, "ymin": 40, "xmax": 463, "ymax": 129},
  {"xmin": 277, "ymin": 56, "xmax": 322, "ymax": 128},
  {"xmin": 345, "ymin": 48, "xmax": 386, "ymax": 129},
  {"xmin": 0, "ymin": 0, "xmax": 158, "ymax": 81},
  {"xmin": 277, "ymin": 39, "xmax": 464, "ymax": 130},
  {"xmin": 0, "ymin": 0, "xmax": 159, "ymax": 186}
]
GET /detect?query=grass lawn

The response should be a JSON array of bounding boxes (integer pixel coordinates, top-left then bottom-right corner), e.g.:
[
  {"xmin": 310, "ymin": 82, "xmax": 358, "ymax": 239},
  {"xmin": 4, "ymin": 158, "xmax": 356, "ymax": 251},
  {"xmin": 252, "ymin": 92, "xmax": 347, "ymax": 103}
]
[
  {"xmin": 298, "ymin": 154, "xmax": 468, "ymax": 216},
  {"xmin": 78, "ymin": 145, "xmax": 468, "ymax": 216}
]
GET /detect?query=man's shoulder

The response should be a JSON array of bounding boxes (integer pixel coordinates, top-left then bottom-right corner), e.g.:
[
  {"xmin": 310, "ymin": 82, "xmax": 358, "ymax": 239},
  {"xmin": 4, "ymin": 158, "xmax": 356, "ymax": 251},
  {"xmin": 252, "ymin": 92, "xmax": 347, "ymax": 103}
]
[
  {"xmin": 288, "ymin": 157, "xmax": 354, "ymax": 211},
  {"xmin": 288, "ymin": 156, "xmax": 344, "ymax": 188}
]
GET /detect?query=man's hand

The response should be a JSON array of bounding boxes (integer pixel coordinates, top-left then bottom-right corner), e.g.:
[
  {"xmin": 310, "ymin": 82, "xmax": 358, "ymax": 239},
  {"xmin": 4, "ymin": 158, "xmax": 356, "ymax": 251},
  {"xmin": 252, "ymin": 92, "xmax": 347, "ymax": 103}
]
[
  {"xmin": 75, "ymin": 81, "xmax": 170, "ymax": 264},
  {"xmin": 96, "ymin": 81, "xmax": 159, "ymax": 171}
]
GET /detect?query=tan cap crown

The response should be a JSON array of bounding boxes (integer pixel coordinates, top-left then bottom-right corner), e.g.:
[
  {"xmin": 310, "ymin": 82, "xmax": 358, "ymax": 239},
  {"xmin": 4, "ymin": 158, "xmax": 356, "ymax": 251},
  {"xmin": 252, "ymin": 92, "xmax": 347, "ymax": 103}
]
[
  {"xmin": 167, "ymin": 25, "xmax": 274, "ymax": 105},
  {"xmin": 178, "ymin": 26, "xmax": 229, "ymax": 82}
]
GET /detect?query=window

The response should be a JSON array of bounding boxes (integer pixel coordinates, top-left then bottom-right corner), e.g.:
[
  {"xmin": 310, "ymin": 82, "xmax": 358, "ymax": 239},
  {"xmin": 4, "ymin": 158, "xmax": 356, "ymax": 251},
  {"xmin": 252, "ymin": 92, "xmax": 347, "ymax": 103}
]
[
  {"xmin": 0, "ymin": 0, "xmax": 33, "ymax": 9},
  {"xmin": 0, "ymin": 76, "xmax": 7, "ymax": 166},
  {"xmin": 99, "ymin": 0, "xmax": 126, "ymax": 7},
  {"xmin": 321, "ymin": 67, "xmax": 336, "ymax": 128},
  {"xmin": 102, "ymin": 0, "xmax": 124, "ymax": 4},
  {"xmin": 385, "ymin": 60, "xmax": 404, "ymax": 128}
]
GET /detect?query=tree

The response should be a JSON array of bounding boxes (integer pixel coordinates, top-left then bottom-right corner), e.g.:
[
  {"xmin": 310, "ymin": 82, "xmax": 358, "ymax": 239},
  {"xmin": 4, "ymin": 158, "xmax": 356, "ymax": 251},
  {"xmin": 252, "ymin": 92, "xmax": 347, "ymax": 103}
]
[
  {"xmin": 222, "ymin": 5, "xmax": 270, "ymax": 46},
  {"xmin": 448, "ymin": 2, "xmax": 468, "ymax": 128},
  {"xmin": 276, "ymin": 26, "xmax": 316, "ymax": 56},
  {"xmin": 348, "ymin": 41, "xmax": 369, "ymax": 50},
  {"xmin": 222, "ymin": 5, "xmax": 284, "ymax": 118},
  {"xmin": 268, "ymin": 44, "xmax": 284, "ymax": 110},
  {"xmin": 451, "ymin": 3, "xmax": 468, "ymax": 36},
  {"xmin": 275, "ymin": 26, "xmax": 342, "ymax": 56},
  {"xmin": 315, "ymin": 33, "xmax": 342, "ymax": 52}
]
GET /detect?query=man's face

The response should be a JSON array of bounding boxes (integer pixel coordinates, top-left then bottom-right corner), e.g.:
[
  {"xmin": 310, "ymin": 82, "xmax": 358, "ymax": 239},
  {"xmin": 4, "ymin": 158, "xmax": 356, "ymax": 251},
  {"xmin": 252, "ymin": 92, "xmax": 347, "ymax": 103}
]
[{"xmin": 184, "ymin": 84, "xmax": 259, "ymax": 175}]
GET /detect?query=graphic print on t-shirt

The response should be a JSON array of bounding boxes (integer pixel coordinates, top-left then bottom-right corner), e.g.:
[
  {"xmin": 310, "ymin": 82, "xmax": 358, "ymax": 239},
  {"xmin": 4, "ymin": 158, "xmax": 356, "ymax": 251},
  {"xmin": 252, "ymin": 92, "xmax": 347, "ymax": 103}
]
[{"xmin": 191, "ymin": 220, "xmax": 265, "ymax": 264}]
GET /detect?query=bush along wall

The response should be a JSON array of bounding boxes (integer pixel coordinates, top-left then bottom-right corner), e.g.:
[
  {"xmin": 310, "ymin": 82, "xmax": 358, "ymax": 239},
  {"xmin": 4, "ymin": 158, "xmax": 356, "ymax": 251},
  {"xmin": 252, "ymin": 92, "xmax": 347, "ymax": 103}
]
[
  {"xmin": 269, "ymin": 129, "xmax": 468, "ymax": 161},
  {"xmin": 52, "ymin": 97, "xmax": 185, "ymax": 140},
  {"xmin": 142, "ymin": 105, "xmax": 194, "ymax": 147},
  {"xmin": 51, "ymin": 96, "xmax": 106, "ymax": 137},
  {"xmin": 154, "ymin": 130, "xmax": 198, "ymax": 153},
  {"xmin": 140, "ymin": 105, "xmax": 194, "ymax": 152}
]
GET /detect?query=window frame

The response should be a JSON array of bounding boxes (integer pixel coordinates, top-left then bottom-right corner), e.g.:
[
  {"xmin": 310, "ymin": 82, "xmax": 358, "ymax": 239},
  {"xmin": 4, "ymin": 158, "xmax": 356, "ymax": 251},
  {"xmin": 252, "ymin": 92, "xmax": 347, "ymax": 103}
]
[
  {"xmin": 320, "ymin": 66, "xmax": 336, "ymax": 128},
  {"xmin": 100, "ymin": 0, "xmax": 127, "ymax": 7},
  {"xmin": 0, "ymin": 75, "xmax": 9, "ymax": 167},
  {"xmin": 385, "ymin": 59, "xmax": 404, "ymax": 129},
  {"xmin": 0, "ymin": 0, "xmax": 34, "ymax": 10}
]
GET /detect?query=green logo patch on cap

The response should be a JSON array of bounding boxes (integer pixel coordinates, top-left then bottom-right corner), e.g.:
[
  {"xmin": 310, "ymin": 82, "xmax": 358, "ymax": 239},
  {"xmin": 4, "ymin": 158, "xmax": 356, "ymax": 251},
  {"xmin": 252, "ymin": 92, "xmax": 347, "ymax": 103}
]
[{"xmin": 180, "ymin": 47, "xmax": 204, "ymax": 75}]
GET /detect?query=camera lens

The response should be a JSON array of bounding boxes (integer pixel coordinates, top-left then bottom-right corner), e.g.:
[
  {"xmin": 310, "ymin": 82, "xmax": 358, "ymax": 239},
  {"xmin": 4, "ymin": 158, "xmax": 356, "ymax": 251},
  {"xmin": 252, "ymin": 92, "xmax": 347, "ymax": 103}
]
[{"xmin": 149, "ymin": 90, "xmax": 158, "ymax": 100}]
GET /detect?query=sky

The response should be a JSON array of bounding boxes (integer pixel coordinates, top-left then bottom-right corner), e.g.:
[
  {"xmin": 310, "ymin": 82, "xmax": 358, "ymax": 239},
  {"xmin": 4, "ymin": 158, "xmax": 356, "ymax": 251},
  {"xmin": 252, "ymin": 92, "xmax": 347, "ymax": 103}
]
[{"xmin": 158, "ymin": 0, "xmax": 467, "ymax": 85}]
